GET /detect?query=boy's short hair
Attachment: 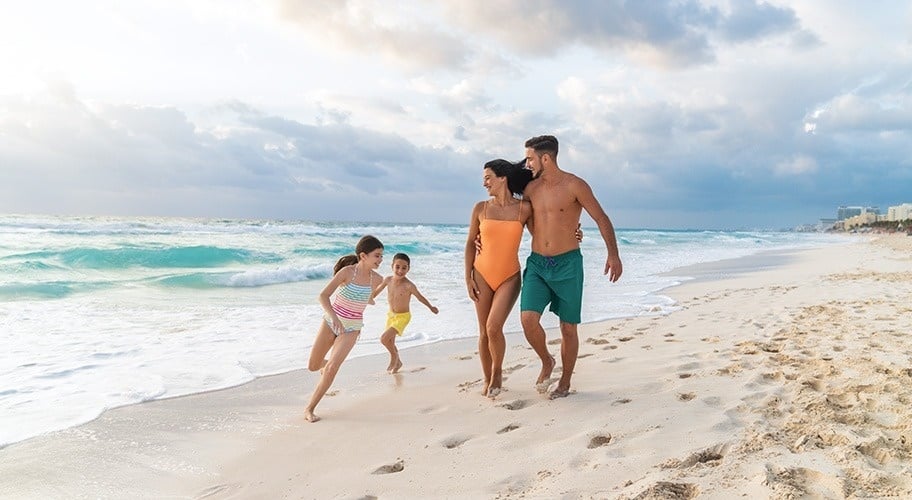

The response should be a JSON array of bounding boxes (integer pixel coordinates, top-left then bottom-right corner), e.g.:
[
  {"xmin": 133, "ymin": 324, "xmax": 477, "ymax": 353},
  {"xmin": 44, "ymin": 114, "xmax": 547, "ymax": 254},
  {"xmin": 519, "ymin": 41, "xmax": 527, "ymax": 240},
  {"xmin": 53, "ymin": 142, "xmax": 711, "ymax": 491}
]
[{"xmin": 392, "ymin": 253, "xmax": 410, "ymax": 265}]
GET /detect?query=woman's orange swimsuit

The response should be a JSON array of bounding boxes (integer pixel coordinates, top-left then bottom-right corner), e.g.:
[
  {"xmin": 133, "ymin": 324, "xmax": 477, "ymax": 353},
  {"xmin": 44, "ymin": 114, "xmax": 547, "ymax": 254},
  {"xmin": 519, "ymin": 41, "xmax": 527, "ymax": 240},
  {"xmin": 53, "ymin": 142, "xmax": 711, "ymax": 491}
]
[{"xmin": 474, "ymin": 201, "xmax": 523, "ymax": 291}]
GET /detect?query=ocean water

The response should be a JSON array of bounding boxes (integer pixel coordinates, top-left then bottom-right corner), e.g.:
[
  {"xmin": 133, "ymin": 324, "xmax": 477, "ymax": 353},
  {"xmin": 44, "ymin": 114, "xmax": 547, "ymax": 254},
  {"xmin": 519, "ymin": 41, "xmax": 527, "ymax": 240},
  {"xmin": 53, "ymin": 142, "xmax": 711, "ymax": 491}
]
[{"xmin": 0, "ymin": 214, "xmax": 841, "ymax": 446}]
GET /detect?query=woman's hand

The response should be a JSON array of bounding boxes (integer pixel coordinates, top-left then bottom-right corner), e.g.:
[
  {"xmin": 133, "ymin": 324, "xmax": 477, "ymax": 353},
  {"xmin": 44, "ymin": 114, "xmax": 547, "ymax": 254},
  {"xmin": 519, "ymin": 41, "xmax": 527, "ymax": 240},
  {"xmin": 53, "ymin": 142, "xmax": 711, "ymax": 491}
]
[{"xmin": 466, "ymin": 277, "xmax": 480, "ymax": 302}]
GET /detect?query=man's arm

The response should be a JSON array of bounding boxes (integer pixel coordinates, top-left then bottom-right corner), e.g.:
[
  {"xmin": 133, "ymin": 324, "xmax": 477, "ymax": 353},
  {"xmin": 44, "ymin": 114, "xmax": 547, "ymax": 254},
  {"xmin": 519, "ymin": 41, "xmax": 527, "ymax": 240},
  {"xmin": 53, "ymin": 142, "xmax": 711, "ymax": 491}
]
[{"xmin": 574, "ymin": 178, "xmax": 622, "ymax": 282}]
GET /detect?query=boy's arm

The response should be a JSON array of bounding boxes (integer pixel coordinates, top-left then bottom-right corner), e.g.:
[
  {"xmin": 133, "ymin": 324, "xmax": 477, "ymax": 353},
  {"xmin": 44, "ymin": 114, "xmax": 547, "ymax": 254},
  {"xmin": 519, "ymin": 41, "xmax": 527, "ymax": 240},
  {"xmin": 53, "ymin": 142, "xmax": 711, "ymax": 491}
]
[
  {"xmin": 369, "ymin": 276, "xmax": 390, "ymax": 304},
  {"xmin": 411, "ymin": 285, "xmax": 438, "ymax": 314}
]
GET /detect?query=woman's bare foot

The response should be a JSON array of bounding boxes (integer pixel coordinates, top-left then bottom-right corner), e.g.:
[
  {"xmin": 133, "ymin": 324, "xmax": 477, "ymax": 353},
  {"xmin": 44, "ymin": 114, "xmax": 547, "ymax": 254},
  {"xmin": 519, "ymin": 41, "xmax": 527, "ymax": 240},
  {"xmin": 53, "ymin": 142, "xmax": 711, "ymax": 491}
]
[
  {"xmin": 487, "ymin": 386, "xmax": 501, "ymax": 399},
  {"xmin": 535, "ymin": 355, "xmax": 556, "ymax": 393},
  {"xmin": 304, "ymin": 409, "xmax": 321, "ymax": 423},
  {"xmin": 389, "ymin": 358, "xmax": 403, "ymax": 374},
  {"xmin": 481, "ymin": 380, "xmax": 490, "ymax": 396}
]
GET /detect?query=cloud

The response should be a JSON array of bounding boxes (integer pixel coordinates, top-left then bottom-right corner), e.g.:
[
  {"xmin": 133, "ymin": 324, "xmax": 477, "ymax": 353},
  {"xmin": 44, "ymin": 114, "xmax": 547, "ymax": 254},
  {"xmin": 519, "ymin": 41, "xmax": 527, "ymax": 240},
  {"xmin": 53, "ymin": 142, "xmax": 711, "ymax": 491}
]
[
  {"xmin": 0, "ymin": 83, "xmax": 483, "ymax": 222},
  {"xmin": 277, "ymin": 0, "xmax": 470, "ymax": 72},
  {"xmin": 774, "ymin": 155, "xmax": 818, "ymax": 176}
]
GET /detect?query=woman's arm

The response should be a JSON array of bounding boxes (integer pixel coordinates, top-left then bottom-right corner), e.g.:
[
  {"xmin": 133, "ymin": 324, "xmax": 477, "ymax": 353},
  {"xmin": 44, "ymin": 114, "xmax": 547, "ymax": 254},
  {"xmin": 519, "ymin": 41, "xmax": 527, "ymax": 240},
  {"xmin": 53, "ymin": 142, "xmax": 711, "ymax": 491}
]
[{"xmin": 464, "ymin": 201, "xmax": 483, "ymax": 302}]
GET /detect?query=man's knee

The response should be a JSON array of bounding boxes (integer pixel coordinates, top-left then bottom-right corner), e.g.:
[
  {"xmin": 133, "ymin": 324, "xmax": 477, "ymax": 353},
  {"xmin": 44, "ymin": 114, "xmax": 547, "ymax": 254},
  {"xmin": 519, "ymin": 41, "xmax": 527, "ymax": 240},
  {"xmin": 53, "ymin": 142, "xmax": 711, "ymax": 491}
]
[
  {"xmin": 559, "ymin": 322, "xmax": 578, "ymax": 338},
  {"xmin": 520, "ymin": 311, "xmax": 541, "ymax": 330}
]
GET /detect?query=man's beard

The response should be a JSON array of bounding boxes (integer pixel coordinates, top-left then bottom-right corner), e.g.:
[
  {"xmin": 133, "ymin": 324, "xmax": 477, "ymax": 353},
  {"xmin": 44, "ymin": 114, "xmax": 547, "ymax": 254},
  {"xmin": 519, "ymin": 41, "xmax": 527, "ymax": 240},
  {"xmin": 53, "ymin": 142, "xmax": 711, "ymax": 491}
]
[{"xmin": 532, "ymin": 168, "xmax": 542, "ymax": 179}]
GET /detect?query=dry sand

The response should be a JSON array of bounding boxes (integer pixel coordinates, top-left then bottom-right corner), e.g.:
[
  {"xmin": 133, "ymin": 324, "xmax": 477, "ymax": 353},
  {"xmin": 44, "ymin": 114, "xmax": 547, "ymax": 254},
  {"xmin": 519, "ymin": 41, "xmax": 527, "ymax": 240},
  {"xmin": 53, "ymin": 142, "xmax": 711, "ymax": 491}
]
[{"xmin": 2, "ymin": 234, "xmax": 911, "ymax": 499}]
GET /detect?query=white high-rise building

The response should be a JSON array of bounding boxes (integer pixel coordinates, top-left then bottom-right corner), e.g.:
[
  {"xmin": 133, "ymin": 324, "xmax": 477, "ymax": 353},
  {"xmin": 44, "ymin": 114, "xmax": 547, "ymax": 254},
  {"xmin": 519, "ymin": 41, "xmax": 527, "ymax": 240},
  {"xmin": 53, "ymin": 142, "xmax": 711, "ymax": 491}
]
[{"xmin": 887, "ymin": 203, "xmax": 912, "ymax": 221}]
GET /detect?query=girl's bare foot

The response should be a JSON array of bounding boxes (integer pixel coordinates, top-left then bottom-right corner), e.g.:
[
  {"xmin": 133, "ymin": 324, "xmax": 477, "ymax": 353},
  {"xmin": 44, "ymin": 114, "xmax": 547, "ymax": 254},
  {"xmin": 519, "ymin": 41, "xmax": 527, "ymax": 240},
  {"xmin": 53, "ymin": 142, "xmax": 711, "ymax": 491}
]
[
  {"xmin": 389, "ymin": 358, "xmax": 403, "ymax": 374},
  {"xmin": 304, "ymin": 409, "xmax": 321, "ymax": 423}
]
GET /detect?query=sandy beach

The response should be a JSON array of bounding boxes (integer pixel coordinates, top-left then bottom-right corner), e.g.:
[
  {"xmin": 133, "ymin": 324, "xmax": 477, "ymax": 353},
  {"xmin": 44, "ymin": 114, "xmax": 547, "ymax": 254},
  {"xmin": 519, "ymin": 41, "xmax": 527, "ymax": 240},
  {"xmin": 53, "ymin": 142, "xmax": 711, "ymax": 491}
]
[{"xmin": 2, "ymin": 234, "xmax": 911, "ymax": 499}]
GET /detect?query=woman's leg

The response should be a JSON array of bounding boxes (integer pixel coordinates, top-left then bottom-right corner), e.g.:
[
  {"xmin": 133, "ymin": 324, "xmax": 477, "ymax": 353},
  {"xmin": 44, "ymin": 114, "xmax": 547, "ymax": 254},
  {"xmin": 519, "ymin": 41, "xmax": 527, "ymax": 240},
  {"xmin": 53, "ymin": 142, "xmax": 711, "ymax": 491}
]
[
  {"xmin": 472, "ymin": 273, "xmax": 495, "ymax": 395},
  {"xmin": 485, "ymin": 273, "xmax": 521, "ymax": 395},
  {"xmin": 304, "ymin": 330, "xmax": 360, "ymax": 422}
]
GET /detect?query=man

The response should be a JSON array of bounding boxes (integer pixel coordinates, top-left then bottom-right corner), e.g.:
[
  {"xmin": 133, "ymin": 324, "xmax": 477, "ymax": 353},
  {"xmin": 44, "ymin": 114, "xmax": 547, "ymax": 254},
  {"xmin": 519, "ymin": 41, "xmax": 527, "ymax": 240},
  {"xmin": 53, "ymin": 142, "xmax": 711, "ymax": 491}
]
[{"xmin": 520, "ymin": 135, "xmax": 622, "ymax": 399}]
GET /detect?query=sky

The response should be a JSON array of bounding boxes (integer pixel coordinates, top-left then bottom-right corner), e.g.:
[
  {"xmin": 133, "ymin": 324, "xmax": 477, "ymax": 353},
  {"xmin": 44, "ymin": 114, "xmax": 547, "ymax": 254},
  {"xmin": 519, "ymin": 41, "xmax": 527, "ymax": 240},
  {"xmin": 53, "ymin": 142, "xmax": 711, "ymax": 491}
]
[{"xmin": 1, "ymin": 1, "xmax": 910, "ymax": 230}]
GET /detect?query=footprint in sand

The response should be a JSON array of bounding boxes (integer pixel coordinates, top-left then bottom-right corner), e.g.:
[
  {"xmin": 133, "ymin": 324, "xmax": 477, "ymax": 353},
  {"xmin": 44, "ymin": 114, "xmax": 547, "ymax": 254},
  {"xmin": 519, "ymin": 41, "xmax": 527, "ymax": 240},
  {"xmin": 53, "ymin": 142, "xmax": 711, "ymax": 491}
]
[
  {"xmin": 612, "ymin": 398, "xmax": 632, "ymax": 406},
  {"xmin": 603, "ymin": 345, "xmax": 619, "ymax": 350},
  {"xmin": 454, "ymin": 355, "xmax": 473, "ymax": 361},
  {"xmin": 662, "ymin": 443, "xmax": 728, "ymax": 469},
  {"xmin": 678, "ymin": 373, "xmax": 693, "ymax": 379},
  {"xmin": 196, "ymin": 483, "xmax": 243, "ymax": 499},
  {"xmin": 547, "ymin": 338, "xmax": 562, "ymax": 345},
  {"xmin": 372, "ymin": 460, "xmax": 405, "ymax": 474},
  {"xmin": 633, "ymin": 482, "xmax": 698, "ymax": 499},
  {"xmin": 497, "ymin": 423, "xmax": 520, "ymax": 434},
  {"xmin": 578, "ymin": 353, "xmax": 593, "ymax": 359},
  {"xmin": 326, "ymin": 390, "xmax": 339, "ymax": 397},
  {"xmin": 586, "ymin": 337, "xmax": 610, "ymax": 345},
  {"xmin": 678, "ymin": 392, "xmax": 696, "ymax": 401},
  {"xmin": 499, "ymin": 399, "xmax": 530, "ymax": 411},
  {"xmin": 618, "ymin": 336, "xmax": 634, "ymax": 342},
  {"xmin": 502, "ymin": 363, "xmax": 526, "ymax": 374},
  {"xmin": 442, "ymin": 435, "xmax": 472, "ymax": 449},
  {"xmin": 664, "ymin": 333, "xmax": 675, "ymax": 337},
  {"xmin": 587, "ymin": 434, "xmax": 612, "ymax": 449}
]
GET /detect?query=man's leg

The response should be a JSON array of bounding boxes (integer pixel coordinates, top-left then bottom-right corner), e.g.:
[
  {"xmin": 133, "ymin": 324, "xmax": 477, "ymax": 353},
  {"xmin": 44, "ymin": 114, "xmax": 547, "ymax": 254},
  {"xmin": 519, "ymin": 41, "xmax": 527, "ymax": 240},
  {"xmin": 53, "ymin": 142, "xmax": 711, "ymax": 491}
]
[
  {"xmin": 521, "ymin": 310, "xmax": 556, "ymax": 390},
  {"xmin": 551, "ymin": 322, "xmax": 579, "ymax": 399}
]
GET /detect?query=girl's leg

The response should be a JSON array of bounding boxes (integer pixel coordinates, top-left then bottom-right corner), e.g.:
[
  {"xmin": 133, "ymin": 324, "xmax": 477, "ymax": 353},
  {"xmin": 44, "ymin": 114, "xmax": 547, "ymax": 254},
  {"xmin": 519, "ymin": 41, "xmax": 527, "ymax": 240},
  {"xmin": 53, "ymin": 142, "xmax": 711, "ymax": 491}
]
[
  {"xmin": 484, "ymin": 273, "xmax": 521, "ymax": 397},
  {"xmin": 308, "ymin": 321, "xmax": 336, "ymax": 372},
  {"xmin": 304, "ymin": 330, "xmax": 360, "ymax": 422},
  {"xmin": 472, "ymin": 274, "xmax": 495, "ymax": 395},
  {"xmin": 379, "ymin": 327, "xmax": 401, "ymax": 373}
]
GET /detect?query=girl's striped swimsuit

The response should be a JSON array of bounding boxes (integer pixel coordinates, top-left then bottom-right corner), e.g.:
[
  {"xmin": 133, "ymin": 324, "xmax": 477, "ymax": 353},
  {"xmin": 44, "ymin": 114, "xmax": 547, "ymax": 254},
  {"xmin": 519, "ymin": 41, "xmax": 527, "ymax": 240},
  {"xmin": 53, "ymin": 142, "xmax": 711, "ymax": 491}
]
[{"xmin": 326, "ymin": 268, "xmax": 373, "ymax": 334}]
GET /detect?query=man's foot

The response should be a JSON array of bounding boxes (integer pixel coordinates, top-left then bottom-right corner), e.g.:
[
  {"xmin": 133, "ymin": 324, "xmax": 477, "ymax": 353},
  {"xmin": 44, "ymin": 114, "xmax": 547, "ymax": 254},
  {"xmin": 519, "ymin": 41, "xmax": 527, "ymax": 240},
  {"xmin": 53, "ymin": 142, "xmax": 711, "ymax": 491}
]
[
  {"xmin": 549, "ymin": 386, "xmax": 571, "ymax": 400},
  {"xmin": 388, "ymin": 358, "xmax": 403, "ymax": 374},
  {"xmin": 535, "ymin": 355, "xmax": 557, "ymax": 393},
  {"xmin": 304, "ymin": 409, "xmax": 321, "ymax": 422}
]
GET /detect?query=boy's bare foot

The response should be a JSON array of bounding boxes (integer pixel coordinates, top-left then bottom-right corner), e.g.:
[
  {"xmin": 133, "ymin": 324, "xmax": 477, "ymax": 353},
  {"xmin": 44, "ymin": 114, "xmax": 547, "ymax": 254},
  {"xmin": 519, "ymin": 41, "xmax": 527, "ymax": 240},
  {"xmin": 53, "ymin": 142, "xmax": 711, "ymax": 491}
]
[
  {"xmin": 304, "ymin": 409, "xmax": 321, "ymax": 422},
  {"xmin": 389, "ymin": 358, "xmax": 403, "ymax": 374},
  {"xmin": 549, "ymin": 386, "xmax": 571, "ymax": 400},
  {"xmin": 535, "ymin": 355, "xmax": 556, "ymax": 393}
]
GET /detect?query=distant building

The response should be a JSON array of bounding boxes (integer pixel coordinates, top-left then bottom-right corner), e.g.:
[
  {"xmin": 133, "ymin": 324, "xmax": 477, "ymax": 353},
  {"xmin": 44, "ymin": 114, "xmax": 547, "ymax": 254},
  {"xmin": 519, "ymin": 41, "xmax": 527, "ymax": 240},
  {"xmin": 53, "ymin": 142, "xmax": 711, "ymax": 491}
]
[
  {"xmin": 844, "ymin": 212, "xmax": 878, "ymax": 229},
  {"xmin": 837, "ymin": 206, "xmax": 879, "ymax": 221},
  {"xmin": 887, "ymin": 203, "xmax": 912, "ymax": 221}
]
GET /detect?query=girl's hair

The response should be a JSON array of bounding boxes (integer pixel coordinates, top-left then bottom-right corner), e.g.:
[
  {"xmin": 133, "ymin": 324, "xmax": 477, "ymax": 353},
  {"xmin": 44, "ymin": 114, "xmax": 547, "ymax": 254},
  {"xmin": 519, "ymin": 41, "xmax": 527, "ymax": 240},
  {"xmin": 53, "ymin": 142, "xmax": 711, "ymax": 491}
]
[
  {"xmin": 484, "ymin": 158, "xmax": 533, "ymax": 196},
  {"xmin": 333, "ymin": 235, "xmax": 384, "ymax": 274}
]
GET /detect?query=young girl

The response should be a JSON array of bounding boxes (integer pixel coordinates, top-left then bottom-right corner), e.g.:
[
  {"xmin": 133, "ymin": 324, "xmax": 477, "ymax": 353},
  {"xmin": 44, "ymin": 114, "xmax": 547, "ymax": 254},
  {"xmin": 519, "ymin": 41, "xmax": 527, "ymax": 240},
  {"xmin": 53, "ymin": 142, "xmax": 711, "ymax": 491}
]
[{"xmin": 305, "ymin": 235, "xmax": 384, "ymax": 423}]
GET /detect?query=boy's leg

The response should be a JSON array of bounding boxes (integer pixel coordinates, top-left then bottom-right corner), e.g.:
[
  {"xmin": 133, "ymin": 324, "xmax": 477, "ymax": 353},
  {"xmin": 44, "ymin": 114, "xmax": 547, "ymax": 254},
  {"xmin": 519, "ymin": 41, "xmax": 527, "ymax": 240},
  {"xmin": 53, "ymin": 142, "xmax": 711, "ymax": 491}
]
[{"xmin": 380, "ymin": 327, "xmax": 400, "ymax": 372}]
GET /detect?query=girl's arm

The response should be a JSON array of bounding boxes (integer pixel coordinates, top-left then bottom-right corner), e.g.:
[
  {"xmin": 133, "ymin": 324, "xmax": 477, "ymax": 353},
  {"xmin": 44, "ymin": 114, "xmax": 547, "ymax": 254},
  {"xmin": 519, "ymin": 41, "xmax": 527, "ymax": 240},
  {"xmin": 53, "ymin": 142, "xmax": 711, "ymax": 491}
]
[
  {"xmin": 319, "ymin": 266, "xmax": 350, "ymax": 333},
  {"xmin": 411, "ymin": 285, "xmax": 438, "ymax": 314},
  {"xmin": 464, "ymin": 201, "xmax": 483, "ymax": 302}
]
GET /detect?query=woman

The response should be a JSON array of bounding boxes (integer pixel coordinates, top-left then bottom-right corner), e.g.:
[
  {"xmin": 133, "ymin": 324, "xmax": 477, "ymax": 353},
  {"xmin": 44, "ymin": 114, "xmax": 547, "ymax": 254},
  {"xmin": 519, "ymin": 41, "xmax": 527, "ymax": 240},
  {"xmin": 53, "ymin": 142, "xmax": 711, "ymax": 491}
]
[{"xmin": 464, "ymin": 158, "xmax": 533, "ymax": 398}]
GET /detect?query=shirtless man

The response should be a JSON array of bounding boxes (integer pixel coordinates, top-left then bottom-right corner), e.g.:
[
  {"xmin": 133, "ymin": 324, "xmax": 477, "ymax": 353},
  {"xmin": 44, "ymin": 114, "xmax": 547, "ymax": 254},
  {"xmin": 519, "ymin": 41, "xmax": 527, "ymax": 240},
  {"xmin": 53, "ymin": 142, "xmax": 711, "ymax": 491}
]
[{"xmin": 520, "ymin": 135, "xmax": 623, "ymax": 399}]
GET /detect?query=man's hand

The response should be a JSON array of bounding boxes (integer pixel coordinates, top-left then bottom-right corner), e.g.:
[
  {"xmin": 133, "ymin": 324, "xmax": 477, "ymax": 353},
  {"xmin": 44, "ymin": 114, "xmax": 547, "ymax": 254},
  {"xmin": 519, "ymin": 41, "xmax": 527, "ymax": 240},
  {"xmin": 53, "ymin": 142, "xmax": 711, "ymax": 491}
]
[
  {"xmin": 575, "ymin": 223, "xmax": 583, "ymax": 242},
  {"xmin": 604, "ymin": 254, "xmax": 623, "ymax": 283}
]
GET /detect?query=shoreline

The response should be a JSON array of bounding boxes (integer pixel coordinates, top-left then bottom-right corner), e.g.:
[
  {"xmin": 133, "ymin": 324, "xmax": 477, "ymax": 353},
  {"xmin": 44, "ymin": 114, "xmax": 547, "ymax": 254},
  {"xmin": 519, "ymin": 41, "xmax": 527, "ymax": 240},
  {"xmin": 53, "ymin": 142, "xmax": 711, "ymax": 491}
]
[{"xmin": 5, "ymin": 234, "xmax": 911, "ymax": 498}]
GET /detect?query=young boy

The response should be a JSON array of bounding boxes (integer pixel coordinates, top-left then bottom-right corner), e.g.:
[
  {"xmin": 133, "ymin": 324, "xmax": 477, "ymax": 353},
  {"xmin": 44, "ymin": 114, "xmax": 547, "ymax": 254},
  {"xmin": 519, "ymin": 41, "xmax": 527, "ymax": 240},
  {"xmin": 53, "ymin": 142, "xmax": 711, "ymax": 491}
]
[{"xmin": 370, "ymin": 253, "xmax": 439, "ymax": 373}]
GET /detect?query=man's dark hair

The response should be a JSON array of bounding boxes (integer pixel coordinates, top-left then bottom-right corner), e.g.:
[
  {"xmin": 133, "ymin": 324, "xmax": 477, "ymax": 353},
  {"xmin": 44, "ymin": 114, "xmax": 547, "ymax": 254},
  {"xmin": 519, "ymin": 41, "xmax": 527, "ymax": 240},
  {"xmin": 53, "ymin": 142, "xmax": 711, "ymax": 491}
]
[
  {"xmin": 525, "ymin": 135, "xmax": 558, "ymax": 159},
  {"xmin": 392, "ymin": 253, "xmax": 410, "ymax": 264}
]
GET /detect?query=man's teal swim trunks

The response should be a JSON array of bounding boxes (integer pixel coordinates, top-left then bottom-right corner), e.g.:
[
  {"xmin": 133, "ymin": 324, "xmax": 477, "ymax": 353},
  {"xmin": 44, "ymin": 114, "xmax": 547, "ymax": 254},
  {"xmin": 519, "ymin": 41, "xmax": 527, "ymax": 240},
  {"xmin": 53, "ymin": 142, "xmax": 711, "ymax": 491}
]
[{"xmin": 520, "ymin": 249, "xmax": 583, "ymax": 324}]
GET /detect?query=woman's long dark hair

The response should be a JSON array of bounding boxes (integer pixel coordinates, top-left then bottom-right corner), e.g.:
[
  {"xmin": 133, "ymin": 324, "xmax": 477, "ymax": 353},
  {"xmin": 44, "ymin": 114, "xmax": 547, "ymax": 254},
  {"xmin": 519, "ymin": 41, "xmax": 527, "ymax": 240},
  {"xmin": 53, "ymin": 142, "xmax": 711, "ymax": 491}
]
[{"xmin": 484, "ymin": 158, "xmax": 532, "ymax": 196}]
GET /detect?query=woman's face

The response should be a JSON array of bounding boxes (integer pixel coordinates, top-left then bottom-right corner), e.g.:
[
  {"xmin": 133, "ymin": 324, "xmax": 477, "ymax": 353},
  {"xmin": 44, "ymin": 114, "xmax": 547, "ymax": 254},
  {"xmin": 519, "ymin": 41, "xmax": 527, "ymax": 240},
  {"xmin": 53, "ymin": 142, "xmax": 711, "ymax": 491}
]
[{"xmin": 482, "ymin": 168, "xmax": 505, "ymax": 195}]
